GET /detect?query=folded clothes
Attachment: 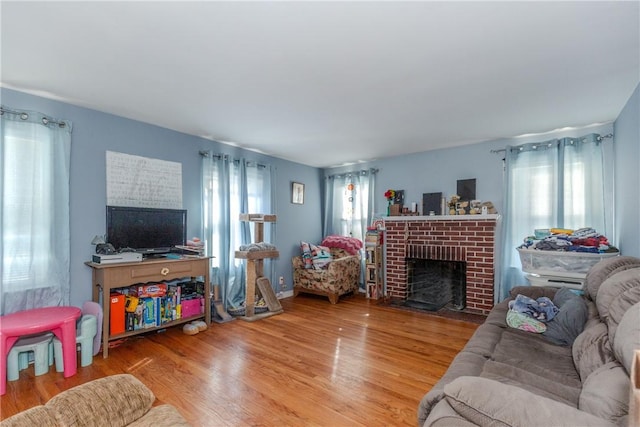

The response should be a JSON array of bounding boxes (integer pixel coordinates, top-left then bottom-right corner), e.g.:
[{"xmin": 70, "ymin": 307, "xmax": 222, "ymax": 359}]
[
  {"xmin": 518, "ymin": 227, "xmax": 617, "ymax": 253},
  {"xmin": 571, "ymin": 227, "xmax": 598, "ymax": 238},
  {"xmin": 508, "ymin": 294, "xmax": 559, "ymax": 322},
  {"xmin": 506, "ymin": 309, "xmax": 547, "ymax": 333}
]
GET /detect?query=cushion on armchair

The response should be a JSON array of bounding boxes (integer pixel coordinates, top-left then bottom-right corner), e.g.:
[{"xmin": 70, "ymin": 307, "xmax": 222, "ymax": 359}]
[
  {"xmin": 321, "ymin": 235, "xmax": 363, "ymax": 255},
  {"xmin": 300, "ymin": 241, "xmax": 332, "ymax": 269}
]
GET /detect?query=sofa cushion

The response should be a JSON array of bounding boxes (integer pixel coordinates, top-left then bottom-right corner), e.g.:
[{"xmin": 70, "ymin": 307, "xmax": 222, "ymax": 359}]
[
  {"xmin": 47, "ymin": 374, "xmax": 155, "ymax": 427},
  {"xmin": 612, "ymin": 301, "xmax": 640, "ymax": 374},
  {"xmin": 579, "ymin": 361, "xmax": 629, "ymax": 425},
  {"xmin": 542, "ymin": 288, "xmax": 589, "ymax": 346},
  {"xmin": 585, "ymin": 256, "xmax": 640, "ymax": 301},
  {"xmin": 572, "ymin": 321, "xmax": 615, "ymax": 381},
  {"xmin": 443, "ymin": 376, "xmax": 617, "ymax": 427},
  {"xmin": 485, "ymin": 327, "xmax": 582, "ymax": 407},
  {"xmin": 0, "ymin": 405, "xmax": 59, "ymax": 427},
  {"xmin": 596, "ymin": 268, "xmax": 640, "ymax": 342},
  {"xmin": 480, "ymin": 360, "xmax": 581, "ymax": 407}
]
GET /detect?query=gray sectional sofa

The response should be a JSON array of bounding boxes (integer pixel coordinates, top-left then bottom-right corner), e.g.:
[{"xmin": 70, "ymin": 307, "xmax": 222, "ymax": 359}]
[{"xmin": 419, "ymin": 255, "xmax": 640, "ymax": 427}]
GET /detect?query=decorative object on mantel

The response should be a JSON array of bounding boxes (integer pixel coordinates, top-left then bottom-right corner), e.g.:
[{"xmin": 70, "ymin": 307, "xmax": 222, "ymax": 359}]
[
  {"xmin": 481, "ymin": 201, "xmax": 497, "ymax": 214},
  {"xmin": 384, "ymin": 189, "xmax": 397, "ymax": 216},
  {"xmin": 469, "ymin": 200, "xmax": 482, "ymax": 214},
  {"xmin": 393, "ymin": 189, "xmax": 405, "ymax": 206},
  {"xmin": 448, "ymin": 195, "xmax": 461, "ymax": 215},
  {"xmin": 422, "ymin": 192, "xmax": 442, "ymax": 216},
  {"xmin": 457, "ymin": 178, "xmax": 476, "ymax": 202}
]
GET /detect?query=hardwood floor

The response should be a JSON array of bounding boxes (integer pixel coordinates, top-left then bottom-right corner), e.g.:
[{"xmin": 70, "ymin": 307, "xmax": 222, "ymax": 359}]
[{"xmin": 0, "ymin": 295, "xmax": 479, "ymax": 426}]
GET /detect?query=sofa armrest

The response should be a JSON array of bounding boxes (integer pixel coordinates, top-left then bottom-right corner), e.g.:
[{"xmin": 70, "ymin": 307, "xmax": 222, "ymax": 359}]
[
  {"xmin": 46, "ymin": 374, "xmax": 155, "ymax": 427},
  {"xmin": 423, "ymin": 399, "xmax": 484, "ymax": 427},
  {"xmin": 292, "ymin": 255, "xmax": 305, "ymax": 269},
  {"xmin": 509, "ymin": 285, "xmax": 558, "ymax": 300},
  {"xmin": 327, "ymin": 255, "xmax": 359, "ymax": 269},
  {"xmin": 128, "ymin": 404, "xmax": 191, "ymax": 427},
  {"xmin": 442, "ymin": 376, "xmax": 617, "ymax": 427}
]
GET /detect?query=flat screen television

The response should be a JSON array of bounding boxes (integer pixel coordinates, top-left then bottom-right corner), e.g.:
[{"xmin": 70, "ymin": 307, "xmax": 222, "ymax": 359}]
[{"xmin": 106, "ymin": 206, "xmax": 187, "ymax": 255}]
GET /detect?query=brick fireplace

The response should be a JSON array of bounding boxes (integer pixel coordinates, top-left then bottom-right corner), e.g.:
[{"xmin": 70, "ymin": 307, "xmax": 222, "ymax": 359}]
[{"xmin": 383, "ymin": 216, "xmax": 498, "ymax": 315}]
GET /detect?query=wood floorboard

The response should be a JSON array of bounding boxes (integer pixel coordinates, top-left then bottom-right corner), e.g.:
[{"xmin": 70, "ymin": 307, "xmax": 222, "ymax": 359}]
[{"xmin": 0, "ymin": 294, "xmax": 479, "ymax": 426}]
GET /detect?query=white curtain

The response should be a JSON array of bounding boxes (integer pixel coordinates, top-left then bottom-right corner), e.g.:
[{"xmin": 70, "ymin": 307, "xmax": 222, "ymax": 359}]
[
  {"xmin": 1, "ymin": 107, "xmax": 72, "ymax": 315},
  {"xmin": 497, "ymin": 133, "xmax": 610, "ymax": 303},
  {"xmin": 324, "ymin": 169, "xmax": 377, "ymax": 289},
  {"xmin": 202, "ymin": 153, "xmax": 274, "ymax": 309},
  {"xmin": 323, "ymin": 169, "xmax": 377, "ymax": 241}
]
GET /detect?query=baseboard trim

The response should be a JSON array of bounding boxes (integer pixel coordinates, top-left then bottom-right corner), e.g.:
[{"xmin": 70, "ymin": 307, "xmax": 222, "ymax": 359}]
[{"xmin": 277, "ymin": 290, "xmax": 294, "ymax": 299}]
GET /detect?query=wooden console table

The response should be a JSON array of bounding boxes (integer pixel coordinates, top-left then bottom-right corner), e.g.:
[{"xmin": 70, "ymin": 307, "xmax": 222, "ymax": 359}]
[{"xmin": 86, "ymin": 256, "xmax": 211, "ymax": 358}]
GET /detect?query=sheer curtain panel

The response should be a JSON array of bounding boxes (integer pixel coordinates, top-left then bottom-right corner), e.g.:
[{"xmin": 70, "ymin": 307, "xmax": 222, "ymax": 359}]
[
  {"xmin": 324, "ymin": 169, "xmax": 377, "ymax": 289},
  {"xmin": 201, "ymin": 153, "xmax": 274, "ymax": 310},
  {"xmin": 1, "ymin": 107, "xmax": 72, "ymax": 315},
  {"xmin": 497, "ymin": 133, "xmax": 610, "ymax": 303},
  {"xmin": 323, "ymin": 169, "xmax": 377, "ymax": 241}
]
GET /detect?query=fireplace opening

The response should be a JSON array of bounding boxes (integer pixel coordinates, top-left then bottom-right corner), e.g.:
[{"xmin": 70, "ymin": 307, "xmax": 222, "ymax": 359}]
[{"xmin": 405, "ymin": 258, "xmax": 466, "ymax": 311}]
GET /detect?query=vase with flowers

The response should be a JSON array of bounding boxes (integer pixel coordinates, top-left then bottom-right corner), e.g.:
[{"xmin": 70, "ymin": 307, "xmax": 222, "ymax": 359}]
[{"xmin": 384, "ymin": 189, "xmax": 396, "ymax": 216}]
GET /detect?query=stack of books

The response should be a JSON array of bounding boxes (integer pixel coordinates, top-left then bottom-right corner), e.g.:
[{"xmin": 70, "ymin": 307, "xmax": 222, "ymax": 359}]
[
  {"xmin": 365, "ymin": 229, "xmax": 381, "ymax": 246},
  {"xmin": 175, "ymin": 237, "xmax": 205, "ymax": 255}
]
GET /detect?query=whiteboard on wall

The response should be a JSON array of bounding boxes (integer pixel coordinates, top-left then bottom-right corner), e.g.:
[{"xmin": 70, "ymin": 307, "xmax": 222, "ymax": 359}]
[{"xmin": 106, "ymin": 151, "xmax": 183, "ymax": 209}]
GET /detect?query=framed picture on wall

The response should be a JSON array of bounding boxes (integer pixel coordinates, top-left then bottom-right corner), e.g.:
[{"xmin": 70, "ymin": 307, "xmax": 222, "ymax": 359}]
[{"xmin": 292, "ymin": 182, "xmax": 305, "ymax": 204}]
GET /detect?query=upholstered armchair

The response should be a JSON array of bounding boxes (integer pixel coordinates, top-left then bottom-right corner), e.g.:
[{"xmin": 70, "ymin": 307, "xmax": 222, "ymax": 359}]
[{"xmin": 292, "ymin": 247, "xmax": 361, "ymax": 304}]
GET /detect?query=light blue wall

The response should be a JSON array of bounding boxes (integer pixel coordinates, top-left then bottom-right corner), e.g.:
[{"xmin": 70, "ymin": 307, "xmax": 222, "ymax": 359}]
[
  {"xmin": 3, "ymin": 84, "xmax": 638, "ymax": 310},
  {"xmin": 326, "ymin": 139, "xmax": 507, "ymax": 217},
  {"xmin": 1, "ymin": 88, "xmax": 322, "ymax": 307},
  {"xmin": 613, "ymin": 83, "xmax": 640, "ymax": 257},
  {"xmin": 325, "ymin": 122, "xmax": 614, "ymax": 221}
]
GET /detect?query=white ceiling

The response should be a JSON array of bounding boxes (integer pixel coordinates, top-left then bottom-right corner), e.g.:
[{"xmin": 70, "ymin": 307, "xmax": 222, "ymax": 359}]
[{"xmin": 1, "ymin": 1, "xmax": 638, "ymax": 168}]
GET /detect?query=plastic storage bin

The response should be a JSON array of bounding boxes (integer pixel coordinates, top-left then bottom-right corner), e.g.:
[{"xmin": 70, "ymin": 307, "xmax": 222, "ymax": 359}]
[{"xmin": 517, "ymin": 248, "xmax": 619, "ymax": 279}]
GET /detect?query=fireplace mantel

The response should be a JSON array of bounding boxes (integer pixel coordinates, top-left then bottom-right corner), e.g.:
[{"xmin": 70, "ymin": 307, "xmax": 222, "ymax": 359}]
[
  {"xmin": 383, "ymin": 214, "xmax": 499, "ymax": 222},
  {"xmin": 383, "ymin": 215, "xmax": 500, "ymax": 315}
]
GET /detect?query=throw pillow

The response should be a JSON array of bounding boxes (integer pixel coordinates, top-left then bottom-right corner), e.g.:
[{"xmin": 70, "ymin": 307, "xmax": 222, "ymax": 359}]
[
  {"xmin": 300, "ymin": 241, "xmax": 313, "ymax": 269},
  {"xmin": 309, "ymin": 243, "xmax": 332, "ymax": 269},
  {"xmin": 542, "ymin": 287, "xmax": 589, "ymax": 346},
  {"xmin": 320, "ymin": 235, "xmax": 363, "ymax": 255}
]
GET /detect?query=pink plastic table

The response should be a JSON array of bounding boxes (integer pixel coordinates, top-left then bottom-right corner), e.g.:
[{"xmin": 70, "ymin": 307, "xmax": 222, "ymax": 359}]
[{"xmin": 0, "ymin": 306, "xmax": 81, "ymax": 395}]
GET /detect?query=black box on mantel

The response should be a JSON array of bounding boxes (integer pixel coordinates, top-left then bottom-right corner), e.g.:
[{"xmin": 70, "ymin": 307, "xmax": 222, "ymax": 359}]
[{"xmin": 422, "ymin": 192, "xmax": 442, "ymax": 215}]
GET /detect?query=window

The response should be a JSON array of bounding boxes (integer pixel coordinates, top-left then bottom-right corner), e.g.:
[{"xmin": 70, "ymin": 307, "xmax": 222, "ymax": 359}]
[
  {"xmin": 1, "ymin": 107, "xmax": 72, "ymax": 314},
  {"xmin": 202, "ymin": 155, "xmax": 273, "ymax": 309},
  {"xmin": 497, "ymin": 133, "xmax": 612, "ymax": 303}
]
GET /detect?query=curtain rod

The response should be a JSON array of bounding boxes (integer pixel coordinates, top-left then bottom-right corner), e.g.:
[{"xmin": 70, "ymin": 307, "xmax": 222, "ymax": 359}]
[
  {"xmin": 326, "ymin": 168, "xmax": 379, "ymax": 179},
  {"xmin": 490, "ymin": 133, "xmax": 613, "ymax": 154},
  {"xmin": 199, "ymin": 151, "xmax": 269, "ymax": 168},
  {"xmin": 0, "ymin": 106, "xmax": 69, "ymax": 128}
]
